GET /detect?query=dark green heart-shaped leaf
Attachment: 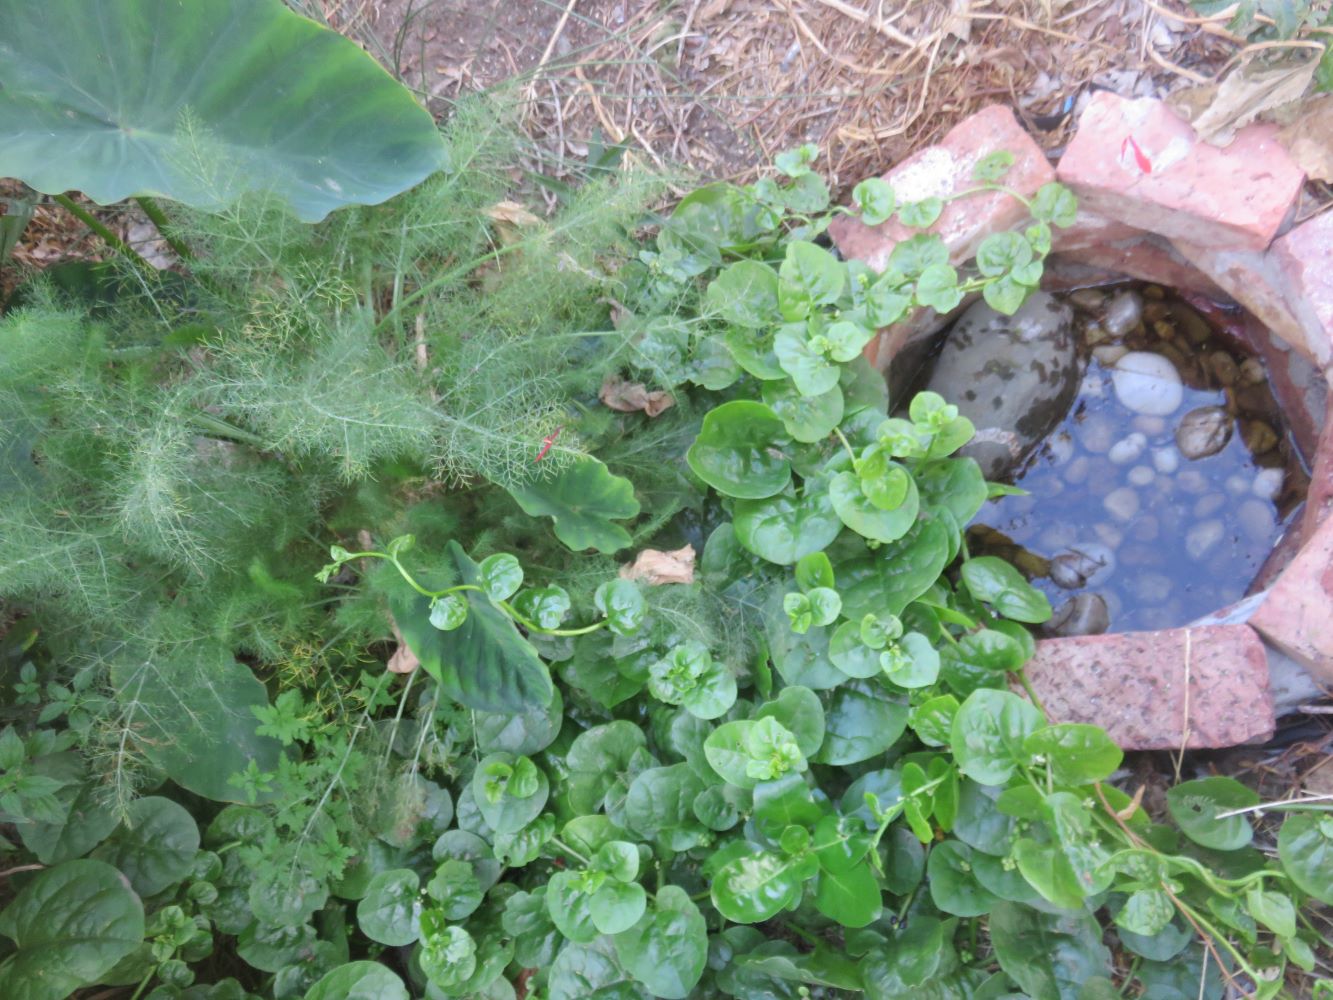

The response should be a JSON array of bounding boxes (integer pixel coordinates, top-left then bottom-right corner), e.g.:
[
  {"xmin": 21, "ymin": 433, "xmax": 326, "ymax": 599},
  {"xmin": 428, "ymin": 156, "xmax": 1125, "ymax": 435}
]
[
  {"xmin": 509, "ymin": 457, "xmax": 639, "ymax": 553},
  {"xmin": 1278, "ymin": 813, "xmax": 1333, "ymax": 905},
  {"xmin": 304, "ymin": 962, "xmax": 410, "ymax": 1000},
  {"xmin": 829, "ymin": 470, "xmax": 918, "ymax": 543},
  {"xmin": 1166, "ymin": 777, "xmax": 1258, "ymax": 851},
  {"xmin": 989, "ymin": 902, "xmax": 1111, "ymax": 1000},
  {"xmin": 91, "ymin": 796, "xmax": 199, "ymax": 897},
  {"xmin": 687, "ymin": 400, "xmax": 791, "ymax": 499},
  {"xmin": 392, "ymin": 542, "xmax": 552, "ymax": 712},
  {"xmin": 708, "ymin": 260, "xmax": 780, "ymax": 328},
  {"xmin": 613, "ymin": 887, "xmax": 708, "ymax": 999},
  {"xmin": 0, "ymin": 859, "xmax": 145, "ymax": 1000},
  {"xmin": 951, "ymin": 689, "xmax": 1043, "ymax": 786},
  {"xmin": 356, "ymin": 869, "xmax": 421, "ymax": 946},
  {"xmin": 0, "ymin": 0, "xmax": 446, "ymax": 222},
  {"xmin": 733, "ymin": 486, "xmax": 840, "ymax": 565},
  {"xmin": 1024, "ymin": 725, "xmax": 1122, "ymax": 786},
  {"xmin": 816, "ymin": 681, "xmax": 908, "ymax": 766},
  {"xmin": 840, "ymin": 519, "xmax": 951, "ymax": 620}
]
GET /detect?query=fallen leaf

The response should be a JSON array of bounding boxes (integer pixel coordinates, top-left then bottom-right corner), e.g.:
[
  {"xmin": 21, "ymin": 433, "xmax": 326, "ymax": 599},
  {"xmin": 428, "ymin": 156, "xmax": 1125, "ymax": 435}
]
[
  {"xmin": 619, "ymin": 544, "xmax": 696, "ymax": 585},
  {"xmin": 1174, "ymin": 58, "xmax": 1318, "ymax": 144},
  {"xmin": 484, "ymin": 200, "xmax": 542, "ymax": 226},
  {"xmin": 599, "ymin": 374, "xmax": 675, "ymax": 417},
  {"xmin": 1277, "ymin": 94, "xmax": 1333, "ymax": 182},
  {"xmin": 387, "ymin": 616, "xmax": 420, "ymax": 675}
]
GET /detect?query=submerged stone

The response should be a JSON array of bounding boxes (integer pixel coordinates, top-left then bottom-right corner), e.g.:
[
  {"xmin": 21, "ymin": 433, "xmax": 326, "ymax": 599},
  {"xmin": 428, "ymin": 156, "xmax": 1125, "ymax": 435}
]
[
  {"xmin": 923, "ymin": 292, "xmax": 1078, "ymax": 479},
  {"xmin": 1111, "ymin": 351, "xmax": 1184, "ymax": 416},
  {"xmin": 1175, "ymin": 405, "xmax": 1232, "ymax": 460}
]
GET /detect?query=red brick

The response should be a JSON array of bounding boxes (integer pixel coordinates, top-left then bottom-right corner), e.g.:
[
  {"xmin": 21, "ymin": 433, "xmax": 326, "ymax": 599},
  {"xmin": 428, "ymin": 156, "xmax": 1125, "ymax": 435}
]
[
  {"xmin": 1050, "ymin": 233, "xmax": 1225, "ymax": 297},
  {"xmin": 1302, "ymin": 386, "xmax": 1333, "ymax": 538},
  {"xmin": 1272, "ymin": 212, "xmax": 1333, "ymax": 368},
  {"xmin": 1172, "ymin": 241, "xmax": 1311, "ymax": 360},
  {"xmin": 830, "ymin": 105, "xmax": 1055, "ymax": 272},
  {"xmin": 1056, "ymin": 92, "xmax": 1304, "ymax": 252},
  {"xmin": 1050, "ymin": 209, "xmax": 1144, "ymax": 253},
  {"xmin": 1023, "ymin": 625, "xmax": 1274, "ymax": 749},
  {"xmin": 1250, "ymin": 513, "xmax": 1333, "ymax": 684}
]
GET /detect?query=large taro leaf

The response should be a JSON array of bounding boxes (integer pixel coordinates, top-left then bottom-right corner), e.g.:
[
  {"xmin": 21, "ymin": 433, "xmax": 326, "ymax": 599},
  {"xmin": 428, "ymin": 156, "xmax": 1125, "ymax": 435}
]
[
  {"xmin": 391, "ymin": 541, "xmax": 554, "ymax": 712},
  {"xmin": 0, "ymin": 859, "xmax": 145, "ymax": 1000},
  {"xmin": 508, "ymin": 457, "xmax": 640, "ymax": 554},
  {"xmin": 0, "ymin": 0, "xmax": 447, "ymax": 222},
  {"xmin": 109, "ymin": 643, "xmax": 283, "ymax": 804}
]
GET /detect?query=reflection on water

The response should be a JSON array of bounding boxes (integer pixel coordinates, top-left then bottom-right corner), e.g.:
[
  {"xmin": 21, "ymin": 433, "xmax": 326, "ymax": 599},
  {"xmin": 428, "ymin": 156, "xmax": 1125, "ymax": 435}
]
[{"xmin": 966, "ymin": 285, "xmax": 1309, "ymax": 635}]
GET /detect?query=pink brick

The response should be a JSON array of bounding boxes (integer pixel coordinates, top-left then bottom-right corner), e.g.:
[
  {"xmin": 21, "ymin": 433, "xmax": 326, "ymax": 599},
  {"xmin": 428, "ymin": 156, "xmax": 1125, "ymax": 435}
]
[
  {"xmin": 1050, "ymin": 209, "xmax": 1144, "ymax": 253},
  {"xmin": 1050, "ymin": 233, "xmax": 1225, "ymax": 297},
  {"xmin": 1302, "ymin": 387, "xmax": 1333, "ymax": 538},
  {"xmin": 1056, "ymin": 92, "xmax": 1304, "ymax": 252},
  {"xmin": 1250, "ymin": 514, "xmax": 1333, "ymax": 684},
  {"xmin": 1172, "ymin": 241, "xmax": 1311, "ymax": 360},
  {"xmin": 830, "ymin": 105, "xmax": 1055, "ymax": 272},
  {"xmin": 1272, "ymin": 212, "xmax": 1333, "ymax": 368},
  {"xmin": 1023, "ymin": 625, "xmax": 1275, "ymax": 749}
]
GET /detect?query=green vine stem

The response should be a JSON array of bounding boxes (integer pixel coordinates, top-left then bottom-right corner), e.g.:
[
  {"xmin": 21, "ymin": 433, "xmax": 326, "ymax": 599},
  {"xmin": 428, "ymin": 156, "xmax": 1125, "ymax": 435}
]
[
  {"xmin": 134, "ymin": 195, "xmax": 195, "ymax": 262},
  {"xmin": 52, "ymin": 193, "xmax": 153, "ymax": 273}
]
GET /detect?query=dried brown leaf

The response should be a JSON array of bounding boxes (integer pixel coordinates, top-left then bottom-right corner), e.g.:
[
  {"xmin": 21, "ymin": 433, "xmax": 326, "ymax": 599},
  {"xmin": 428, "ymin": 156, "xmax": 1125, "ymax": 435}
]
[
  {"xmin": 619, "ymin": 544, "xmax": 696, "ymax": 585},
  {"xmin": 1277, "ymin": 94, "xmax": 1333, "ymax": 182},
  {"xmin": 484, "ymin": 199, "xmax": 542, "ymax": 226},
  {"xmin": 1175, "ymin": 59, "xmax": 1318, "ymax": 144},
  {"xmin": 599, "ymin": 374, "xmax": 675, "ymax": 417}
]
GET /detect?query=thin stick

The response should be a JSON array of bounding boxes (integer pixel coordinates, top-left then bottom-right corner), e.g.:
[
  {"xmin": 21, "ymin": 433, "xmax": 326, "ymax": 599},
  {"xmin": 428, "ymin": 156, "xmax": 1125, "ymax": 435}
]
[
  {"xmin": 526, "ymin": 0, "xmax": 579, "ymax": 106},
  {"xmin": 807, "ymin": 0, "xmax": 915, "ymax": 47},
  {"xmin": 1173, "ymin": 628, "xmax": 1193, "ymax": 784}
]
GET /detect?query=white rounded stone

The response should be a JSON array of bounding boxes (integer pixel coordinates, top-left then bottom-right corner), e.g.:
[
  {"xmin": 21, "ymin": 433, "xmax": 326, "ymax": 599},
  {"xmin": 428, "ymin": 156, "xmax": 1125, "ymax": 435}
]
[
  {"xmin": 1127, "ymin": 465, "xmax": 1155, "ymax": 487},
  {"xmin": 1225, "ymin": 474, "xmax": 1250, "ymax": 495},
  {"xmin": 1237, "ymin": 499, "xmax": 1275, "ymax": 544},
  {"xmin": 1185, "ymin": 519, "xmax": 1225, "ymax": 560},
  {"xmin": 1112, "ymin": 352, "xmax": 1184, "ymax": 416},
  {"xmin": 1104, "ymin": 289, "xmax": 1144, "ymax": 336},
  {"xmin": 1103, "ymin": 486, "xmax": 1141, "ymax": 522},
  {"xmin": 1252, "ymin": 467, "xmax": 1284, "ymax": 501},
  {"xmin": 1108, "ymin": 432, "xmax": 1147, "ymax": 465},
  {"xmin": 1151, "ymin": 446, "xmax": 1180, "ymax": 475}
]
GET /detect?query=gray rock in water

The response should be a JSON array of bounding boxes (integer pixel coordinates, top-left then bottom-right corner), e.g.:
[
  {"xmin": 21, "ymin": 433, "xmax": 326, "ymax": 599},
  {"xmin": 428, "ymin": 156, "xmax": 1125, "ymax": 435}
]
[
  {"xmin": 921, "ymin": 292, "xmax": 1078, "ymax": 479},
  {"xmin": 1048, "ymin": 593, "xmax": 1110, "ymax": 637},
  {"xmin": 1175, "ymin": 406, "xmax": 1232, "ymax": 460}
]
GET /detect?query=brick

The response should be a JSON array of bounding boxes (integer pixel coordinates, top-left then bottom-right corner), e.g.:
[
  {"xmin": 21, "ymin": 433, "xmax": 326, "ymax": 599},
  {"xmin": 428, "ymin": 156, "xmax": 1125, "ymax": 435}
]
[
  {"xmin": 1172, "ymin": 240, "xmax": 1311, "ymax": 360},
  {"xmin": 831, "ymin": 105, "xmax": 1055, "ymax": 272},
  {"xmin": 830, "ymin": 105, "xmax": 1053, "ymax": 375},
  {"xmin": 1302, "ymin": 386, "xmax": 1333, "ymax": 538},
  {"xmin": 1250, "ymin": 513, "xmax": 1333, "ymax": 684},
  {"xmin": 1050, "ymin": 209, "xmax": 1144, "ymax": 253},
  {"xmin": 1049, "ymin": 233, "xmax": 1225, "ymax": 297},
  {"xmin": 1023, "ymin": 625, "xmax": 1274, "ymax": 749},
  {"xmin": 1272, "ymin": 211, "xmax": 1333, "ymax": 368},
  {"xmin": 1056, "ymin": 92, "xmax": 1304, "ymax": 252}
]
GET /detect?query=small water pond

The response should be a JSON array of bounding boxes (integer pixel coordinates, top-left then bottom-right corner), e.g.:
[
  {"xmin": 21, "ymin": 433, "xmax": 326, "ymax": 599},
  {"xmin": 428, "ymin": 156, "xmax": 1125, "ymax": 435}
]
[{"xmin": 916, "ymin": 284, "xmax": 1310, "ymax": 636}]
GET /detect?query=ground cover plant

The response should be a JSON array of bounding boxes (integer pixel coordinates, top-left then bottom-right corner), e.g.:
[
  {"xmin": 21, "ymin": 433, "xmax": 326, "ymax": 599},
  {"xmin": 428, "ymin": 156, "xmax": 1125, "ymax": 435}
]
[{"xmin": 1, "ymin": 2, "xmax": 1332, "ymax": 999}]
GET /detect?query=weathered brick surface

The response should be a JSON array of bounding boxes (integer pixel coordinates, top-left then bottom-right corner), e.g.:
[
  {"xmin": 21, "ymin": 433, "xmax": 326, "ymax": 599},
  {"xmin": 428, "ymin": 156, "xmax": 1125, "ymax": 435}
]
[
  {"xmin": 1049, "ymin": 233, "xmax": 1224, "ymax": 297},
  {"xmin": 1056, "ymin": 92, "xmax": 1304, "ymax": 251},
  {"xmin": 830, "ymin": 105, "xmax": 1055, "ymax": 271},
  {"xmin": 830, "ymin": 105, "xmax": 1053, "ymax": 375},
  {"xmin": 1250, "ymin": 513, "xmax": 1333, "ymax": 684},
  {"xmin": 1049, "ymin": 209, "xmax": 1144, "ymax": 253},
  {"xmin": 1272, "ymin": 211, "xmax": 1333, "ymax": 368},
  {"xmin": 1172, "ymin": 241, "xmax": 1310, "ymax": 360},
  {"xmin": 1302, "ymin": 386, "xmax": 1333, "ymax": 539},
  {"xmin": 1023, "ymin": 625, "xmax": 1275, "ymax": 749}
]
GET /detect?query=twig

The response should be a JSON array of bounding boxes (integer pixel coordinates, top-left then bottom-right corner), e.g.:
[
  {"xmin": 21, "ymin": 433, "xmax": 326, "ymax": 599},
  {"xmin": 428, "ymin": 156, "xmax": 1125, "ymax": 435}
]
[
  {"xmin": 0, "ymin": 863, "xmax": 45, "ymax": 879},
  {"xmin": 1173, "ymin": 628, "xmax": 1193, "ymax": 784},
  {"xmin": 134, "ymin": 196, "xmax": 194, "ymax": 262},
  {"xmin": 807, "ymin": 0, "xmax": 915, "ymax": 47},
  {"xmin": 52, "ymin": 194, "xmax": 151, "ymax": 273},
  {"xmin": 1214, "ymin": 793, "xmax": 1333, "ymax": 819},
  {"xmin": 524, "ymin": 0, "xmax": 580, "ymax": 107}
]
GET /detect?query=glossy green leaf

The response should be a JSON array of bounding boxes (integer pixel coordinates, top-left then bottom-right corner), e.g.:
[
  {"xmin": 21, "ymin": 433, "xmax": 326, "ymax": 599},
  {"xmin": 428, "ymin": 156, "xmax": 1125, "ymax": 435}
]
[
  {"xmin": 0, "ymin": 0, "xmax": 446, "ymax": 222},
  {"xmin": 927, "ymin": 841, "xmax": 1001, "ymax": 917},
  {"xmin": 708, "ymin": 260, "xmax": 780, "ymax": 328},
  {"xmin": 356, "ymin": 869, "xmax": 420, "ymax": 946},
  {"xmin": 1023, "ymin": 724, "xmax": 1122, "ymax": 785},
  {"xmin": 778, "ymin": 241, "xmax": 844, "ymax": 316},
  {"xmin": 762, "ymin": 380, "xmax": 844, "ymax": 443},
  {"xmin": 472, "ymin": 753, "xmax": 549, "ymax": 834},
  {"xmin": 774, "ymin": 327, "xmax": 840, "ymax": 397},
  {"xmin": 392, "ymin": 541, "xmax": 553, "ymax": 712},
  {"xmin": 625, "ymin": 764, "xmax": 707, "ymax": 847},
  {"xmin": 417, "ymin": 915, "xmax": 477, "ymax": 991},
  {"xmin": 898, "ymin": 198, "xmax": 943, "ymax": 229},
  {"xmin": 711, "ymin": 846, "xmax": 815, "ymax": 923},
  {"xmin": 910, "ymin": 694, "xmax": 960, "ymax": 747},
  {"xmin": 428, "ymin": 593, "xmax": 467, "ymax": 630},
  {"xmin": 1277, "ymin": 813, "xmax": 1333, "ymax": 905},
  {"xmin": 1166, "ymin": 777, "xmax": 1258, "ymax": 851},
  {"xmin": 304, "ymin": 962, "xmax": 410, "ymax": 1000},
  {"xmin": 840, "ymin": 519, "xmax": 951, "ymax": 620},
  {"xmin": 829, "ymin": 621, "xmax": 882, "ymax": 679},
  {"xmin": 91, "ymin": 796, "xmax": 199, "ymax": 897},
  {"xmin": 478, "ymin": 553, "xmax": 524, "ymax": 601},
  {"xmin": 594, "ymin": 579, "xmax": 646, "ymax": 637},
  {"xmin": 915, "ymin": 263, "xmax": 963, "ymax": 313},
  {"xmin": 546, "ymin": 871, "xmax": 599, "ymax": 944},
  {"xmin": 960, "ymin": 557, "xmax": 1052, "ymax": 624},
  {"xmin": 425, "ymin": 859, "xmax": 483, "ymax": 920},
  {"xmin": 474, "ymin": 686, "xmax": 563, "ymax": 756},
  {"xmin": 548, "ymin": 937, "xmax": 645, "ymax": 1000},
  {"xmin": 1031, "ymin": 182, "xmax": 1079, "ymax": 228},
  {"xmin": 881, "ymin": 632, "xmax": 940, "ymax": 689},
  {"xmin": 613, "ymin": 886, "xmax": 708, "ymax": 999},
  {"xmin": 565, "ymin": 721, "xmax": 647, "ymax": 815},
  {"xmin": 0, "ymin": 860, "xmax": 145, "ymax": 1000},
  {"xmin": 733, "ymin": 486, "xmax": 840, "ymax": 566},
  {"xmin": 590, "ymin": 880, "xmax": 648, "ymax": 935},
  {"xmin": 13, "ymin": 756, "xmax": 119, "ymax": 864},
  {"xmin": 816, "ymin": 680, "xmax": 908, "ymax": 765},
  {"xmin": 950, "ymin": 689, "xmax": 1043, "ymax": 785},
  {"xmin": 512, "ymin": 585, "xmax": 571, "ymax": 630},
  {"xmin": 830, "ymin": 470, "xmax": 918, "ymax": 543},
  {"xmin": 989, "ymin": 902, "xmax": 1112, "ymax": 1000},
  {"xmin": 795, "ymin": 551, "xmax": 836, "ymax": 591},
  {"xmin": 1115, "ymin": 890, "xmax": 1175, "ymax": 937},
  {"xmin": 687, "ymin": 400, "xmax": 791, "ymax": 499},
  {"xmin": 509, "ymin": 457, "xmax": 640, "ymax": 554},
  {"xmin": 853, "ymin": 177, "xmax": 896, "ymax": 225},
  {"xmin": 755, "ymin": 686, "xmax": 826, "ymax": 758},
  {"xmin": 814, "ymin": 861, "xmax": 883, "ymax": 927}
]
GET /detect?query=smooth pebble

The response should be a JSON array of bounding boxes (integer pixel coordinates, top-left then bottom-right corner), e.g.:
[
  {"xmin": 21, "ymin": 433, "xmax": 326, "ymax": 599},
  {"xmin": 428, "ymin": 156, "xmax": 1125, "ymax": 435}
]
[
  {"xmin": 1093, "ymin": 522, "xmax": 1124, "ymax": 549},
  {"xmin": 1177, "ymin": 470, "xmax": 1209, "ymax": 494},
  {"xmin": 1192, "ymin": 494, "xmax": 1226, "ymax": 518},
  {"xmin": 1108, "ymin": 432, "xmax": 1147, "ymax": 465},
  {"xmin": 1174, "ymin": 406, "xmax": 1232, "ymax": 460},
  {"xmin": 1136, "ymin": 572, "xmax": 1173, "ymax": 603},
  {"xmin": 1078, "ymin": 415, "xmax": 1115, "ymax": 453},
  {"xmin": 1103, "ymin": 486, "xmax": 1140, "ymax": 522},
  {"xmin": 1237, "ymin": 499, "xmax": 1275, "ymax": 545},
  {"xmin": 1225, "ymin": 474, "xmax": 1250, "ymax": 495},
  {"xmin": 1064, "ymin": 455, "xmax": 1091, "ymax": 485},
  {"xmin": 1185, "ymin": 519, "xmax": 1225, "ymax": 560},
  {"xmin": 1048, "ymin": 593, "xmax": 1110, "ymax": 637},
  {"xmin": 1112, "ymin": 352, "xmax": 1184, "ymax": 416},
  {"xmin": 1151, "ymin": 447, "xmax": 1180, "ymax": 474},
  {"xmin": 1252, "ymin": 467, "xmax": 1284, "ymax": 501},
  {"xmin": 1104, "ymin": 289, "xmax": 1144, "ymax": 336},
  {"xmin": 1127, "ymin": 465, "xmax": 1155, "ymax": 487},
  {"xmin": 1132, "ymin": 415, "xmax": 1167, "ymax": 436}
]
